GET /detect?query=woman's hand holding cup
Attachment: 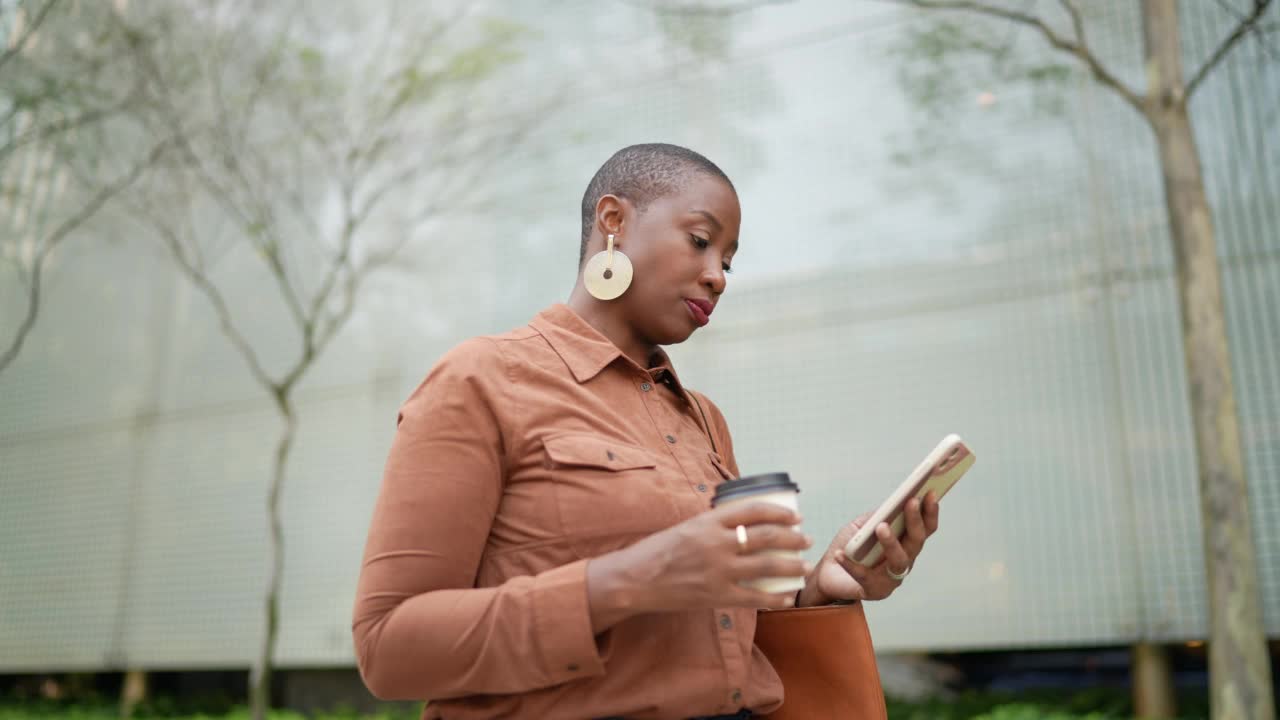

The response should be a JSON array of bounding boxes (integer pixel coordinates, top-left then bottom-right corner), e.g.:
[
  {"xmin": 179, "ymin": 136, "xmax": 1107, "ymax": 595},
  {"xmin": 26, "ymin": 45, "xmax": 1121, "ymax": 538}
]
[{"xmin": 586, "ymin": 501, "xmax": 813, "ymax": 631}]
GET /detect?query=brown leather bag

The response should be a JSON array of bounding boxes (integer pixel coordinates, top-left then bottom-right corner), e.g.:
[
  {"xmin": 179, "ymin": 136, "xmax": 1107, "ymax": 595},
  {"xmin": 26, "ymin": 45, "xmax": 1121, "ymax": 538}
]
[{"xmin": 753, "ymin": 602, "xmax": 888, "ymax": 720}]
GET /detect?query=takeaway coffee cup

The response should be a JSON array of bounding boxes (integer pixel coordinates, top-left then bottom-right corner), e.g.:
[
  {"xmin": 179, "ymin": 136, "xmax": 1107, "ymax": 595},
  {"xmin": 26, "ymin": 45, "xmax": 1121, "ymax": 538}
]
[{"xmin": 710, "ymin": 472, "xmax": 805, "ymax": 594}]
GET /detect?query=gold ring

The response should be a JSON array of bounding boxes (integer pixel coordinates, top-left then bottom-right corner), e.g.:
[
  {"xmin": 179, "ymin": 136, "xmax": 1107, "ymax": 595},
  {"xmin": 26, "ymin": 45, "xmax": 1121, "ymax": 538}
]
[{"xmin": 736, "ymin": 524, "xmax": 749, "ymax": 554}]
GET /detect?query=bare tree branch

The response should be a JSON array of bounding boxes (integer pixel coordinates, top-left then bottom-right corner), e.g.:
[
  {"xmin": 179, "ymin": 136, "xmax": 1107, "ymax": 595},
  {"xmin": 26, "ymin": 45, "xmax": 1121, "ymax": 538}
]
[
  {"xmin": 2, "ymin": 7, "xmax": 140, "ymax": 144},
  {"xmin": 311, "ymin": 80, "xmax": 558, "ymax": 355},
  {"xmin": 313, "ymin": 254, "xmax": 367, "ymax": 350},
  {"xmin": 296, "ymin": 176, "xmax": 358, "ymax": 357},
  {"xmin": 127, "ymin": 37, "xmax": 253, "ymax": 230},
  {"xmin": 354, "ymin": 6, "xmax": 473, "ymax": 151},
  {"xmin": 0, "ymin": 97, "xmax": 133, "ymax": 164},
  {"xmin": 141, "ymin": 200, "xmax": 280, "ymax": 391},
  {"xmin": 622, "ymin": 0, "xmax": 789, "ymax": 16},
  {"xmin": 1189, "ymin": 0, "xmax": 1276, "ymax": 98},
  {"xmin": 1058, "ymin": 0, "xmax": 1085, "ymax": 50},
  {"xmin": 123, "ymin": 21, "xmax": 313, "ymax": 333},
  {"xmin": 300, "ymin": 53, "xmax": 547, "ymax": 365},
  {"xmin": 1209, "ymin": 0, "xmax": 1280, "ymax": 63},
  {"xmin": 204, "ymin": 9, "xmax": 302, "ymax": 245},
  {"xmin": 890, "ymin": 0, "xmax": 1146, "ymax": 114},
  {"xmin": 0, "ymin": 138, "xmax": 168, "ymax": 373},
  {"xmin": 0, "ymin": 100, "xmax": 21, "ymax": 142},
  {"xmin": 114, "ymin": 133, "xmax": 283, "ymax": 395},
  {"xmin": 0, "ymin": 0, "xmax": 60, "ymax": 74}
]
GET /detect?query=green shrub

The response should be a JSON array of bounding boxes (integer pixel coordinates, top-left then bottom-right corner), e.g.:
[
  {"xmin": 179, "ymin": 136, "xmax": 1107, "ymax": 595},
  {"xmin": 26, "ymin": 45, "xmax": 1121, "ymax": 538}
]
[
  {"xmin": 2, "ymin": 689, "xmax": 1211, "ymax": 719},
  {"xmin": 0, "ymin": 699, "xmax": 422, "ymax": 720},
  {"xmin": 886, "ymin": 688, "xmax": 1209, "ymax": 720}
]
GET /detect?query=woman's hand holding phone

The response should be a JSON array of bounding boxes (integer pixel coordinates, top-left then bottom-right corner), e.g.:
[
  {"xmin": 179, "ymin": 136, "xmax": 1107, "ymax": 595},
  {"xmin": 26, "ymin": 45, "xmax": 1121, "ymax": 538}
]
[
  {"xmin": 796, "ymin": 493, "xmax": 940, "ymax": 607},
  {"xmin": 796, "ymin": 434, "xmax": 974, "ymax": 607}
]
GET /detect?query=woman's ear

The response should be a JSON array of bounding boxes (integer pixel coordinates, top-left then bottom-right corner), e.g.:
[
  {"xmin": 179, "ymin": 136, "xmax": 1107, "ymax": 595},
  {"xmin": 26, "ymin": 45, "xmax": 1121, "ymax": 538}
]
[{"xmin": 594, "ymin": 194, "xmax": 627, "ymax": 238}]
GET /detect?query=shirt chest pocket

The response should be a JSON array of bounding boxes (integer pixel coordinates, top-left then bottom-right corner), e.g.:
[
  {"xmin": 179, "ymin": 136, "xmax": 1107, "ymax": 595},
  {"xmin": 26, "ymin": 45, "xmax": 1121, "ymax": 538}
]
[{"xmin": 542, "ymin": 434, "xmax": 679, "ymax": 556}]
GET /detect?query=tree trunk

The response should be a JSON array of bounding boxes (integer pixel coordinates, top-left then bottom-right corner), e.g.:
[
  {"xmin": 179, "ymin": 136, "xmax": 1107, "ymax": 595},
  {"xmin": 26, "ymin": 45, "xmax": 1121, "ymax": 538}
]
[
  {"xmin": 249, "ymin": 394, "xmax": 297, "ymax": 720},
  {"xmin": 1132, "ymin": 643, "xmax": 1177, "ymax": 719},
  {"xmin": 1141, "ymin": 3, "xmax": 1274, "ymax": 719},
  {"xmin": 119, "ymin": 669, "xmax": 147, "ymax": 719}
]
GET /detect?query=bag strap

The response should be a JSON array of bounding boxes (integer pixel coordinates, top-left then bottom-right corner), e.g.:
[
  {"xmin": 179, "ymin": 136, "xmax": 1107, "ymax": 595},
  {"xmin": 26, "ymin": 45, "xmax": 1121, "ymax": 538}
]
[{"xmin": 684, "ymin": 390, "xmax": 719, "ymax": 456}]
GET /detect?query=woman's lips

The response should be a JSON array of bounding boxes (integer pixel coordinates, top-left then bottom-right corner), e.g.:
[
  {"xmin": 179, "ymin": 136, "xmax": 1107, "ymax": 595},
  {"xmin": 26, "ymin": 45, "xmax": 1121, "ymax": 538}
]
[{"xmin": 684, "ymin": 298, "xmax": 711, "ymax": 326}]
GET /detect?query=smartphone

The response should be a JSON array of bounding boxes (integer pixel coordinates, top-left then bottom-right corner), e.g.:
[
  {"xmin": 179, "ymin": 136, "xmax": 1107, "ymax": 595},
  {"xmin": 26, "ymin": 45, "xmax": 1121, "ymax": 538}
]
[{"xmin": 843, "ymin": 434, "xmax": 976, "ymax": 566}]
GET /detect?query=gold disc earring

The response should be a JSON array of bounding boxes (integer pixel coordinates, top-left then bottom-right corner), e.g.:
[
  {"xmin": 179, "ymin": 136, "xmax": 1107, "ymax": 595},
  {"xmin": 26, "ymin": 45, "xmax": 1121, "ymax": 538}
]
[{"xmin": 583, "ymin": 233, "xmax": 633, "ymax": 301}]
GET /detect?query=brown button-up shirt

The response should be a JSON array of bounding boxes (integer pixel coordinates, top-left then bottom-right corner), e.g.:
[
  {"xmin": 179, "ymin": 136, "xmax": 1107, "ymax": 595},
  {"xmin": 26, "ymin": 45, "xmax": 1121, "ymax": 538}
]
[{"xmin": 352, "ymin": 303, "xmax": 785, "ymax": 719}]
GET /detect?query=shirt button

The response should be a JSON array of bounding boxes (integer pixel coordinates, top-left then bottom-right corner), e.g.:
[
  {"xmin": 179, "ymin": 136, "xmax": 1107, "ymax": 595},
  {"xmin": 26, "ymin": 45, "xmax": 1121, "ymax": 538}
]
[
  {"xmin": 640, "ymin": 382, "xmax": 652, "ymax": 392},
  {"xmin": 719, "ymin": 614, "xmax": 733, "ymax": 630},
  {"xmin": 697, "ymin": 483, "xmax": 708, "ymax": 492},
  {"xmin": 665, "ymin": 434, "xmax": 677, "ymax": 444}
]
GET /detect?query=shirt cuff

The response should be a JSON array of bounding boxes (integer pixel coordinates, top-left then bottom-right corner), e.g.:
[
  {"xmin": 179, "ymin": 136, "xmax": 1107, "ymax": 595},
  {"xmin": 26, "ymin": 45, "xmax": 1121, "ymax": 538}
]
[{"xmin": 532, "ymin": 558, "xmax": 606, "ymax": 684}]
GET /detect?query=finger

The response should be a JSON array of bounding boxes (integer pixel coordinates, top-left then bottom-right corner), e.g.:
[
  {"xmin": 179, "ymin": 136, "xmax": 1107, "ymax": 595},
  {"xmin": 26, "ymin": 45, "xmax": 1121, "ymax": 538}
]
[
  {"xmin": 831, "ymin": 550, "xmax": 870, "ymax": 599},
  {"xmin": 876, "ymin": 522, "xmax": 911, "ymax": 578},
  {"xmin": 729, "ymin": 554, "xmax": 813, "ymax": 583},
  {"xmin": 903, "ymin": 498, "xmax": 927, "ymax": 552},
  {"xmin": 732, "ymin": 587, "xmax": 800, "ymax": 610},
  {"xmin": 922, "ymin": 491, "xmax": 941, "ymax": 535},
  {"xmin": 715, "ymin": 501, "xmax": 801, "ymax": 528},
  {"xmin": 729, "ymin": 524, "xmax": 813, "ymax": 554},
  {"xmin": 851, "ymin": 511, "xmax": 873, "ymax": 529},
  {"xmin": 832, "ymin": 548, "xmax": 873, "ymax": 582}
]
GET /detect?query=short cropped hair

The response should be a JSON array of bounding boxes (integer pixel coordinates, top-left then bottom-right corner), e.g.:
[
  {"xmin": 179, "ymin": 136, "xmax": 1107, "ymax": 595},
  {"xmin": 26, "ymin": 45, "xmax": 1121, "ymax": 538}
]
[{"xmin": 579, "ymin": 143, "xmax": 734, "ymax": 264}]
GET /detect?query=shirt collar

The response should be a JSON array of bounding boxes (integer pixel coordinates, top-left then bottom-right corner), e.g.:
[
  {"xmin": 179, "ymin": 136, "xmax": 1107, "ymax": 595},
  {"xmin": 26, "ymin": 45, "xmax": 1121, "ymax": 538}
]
[{"xmin": 530, "ymin": 303, "xmax": 688, "ymax": 397}]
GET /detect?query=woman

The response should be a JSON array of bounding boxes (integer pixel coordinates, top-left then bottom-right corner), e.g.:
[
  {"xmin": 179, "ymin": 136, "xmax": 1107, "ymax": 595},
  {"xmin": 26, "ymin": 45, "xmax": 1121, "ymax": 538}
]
[{"xmin": 352, "ymin": 143, "xmax": 941, "ymax": 720}]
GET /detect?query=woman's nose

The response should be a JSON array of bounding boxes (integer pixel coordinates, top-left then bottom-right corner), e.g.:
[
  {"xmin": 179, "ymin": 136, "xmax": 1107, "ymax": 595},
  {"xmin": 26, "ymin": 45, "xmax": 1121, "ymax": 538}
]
[{"xmin": 702, "ymin": 263, "xmax": 726, "ymax": 295}]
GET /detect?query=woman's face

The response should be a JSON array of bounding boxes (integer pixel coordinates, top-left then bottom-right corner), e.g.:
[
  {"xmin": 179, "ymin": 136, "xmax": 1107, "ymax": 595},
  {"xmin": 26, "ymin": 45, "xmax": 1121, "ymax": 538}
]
[{"xmin": 608, "ymin": 173, "xmax": 741, "ymax": 347}]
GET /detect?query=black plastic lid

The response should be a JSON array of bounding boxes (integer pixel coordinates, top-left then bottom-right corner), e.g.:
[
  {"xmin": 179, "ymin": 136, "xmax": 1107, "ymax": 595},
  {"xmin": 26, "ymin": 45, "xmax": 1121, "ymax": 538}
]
[{"xmin": 710, "ymin": 472, "xmax": 798, "ymax": 506}]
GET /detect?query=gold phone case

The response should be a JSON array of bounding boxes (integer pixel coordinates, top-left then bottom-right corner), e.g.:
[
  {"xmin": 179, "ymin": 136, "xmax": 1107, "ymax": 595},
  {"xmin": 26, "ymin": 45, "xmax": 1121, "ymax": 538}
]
[{"xmin": 844, "ymin": 434, "xmax": 976, "ymax": 566}]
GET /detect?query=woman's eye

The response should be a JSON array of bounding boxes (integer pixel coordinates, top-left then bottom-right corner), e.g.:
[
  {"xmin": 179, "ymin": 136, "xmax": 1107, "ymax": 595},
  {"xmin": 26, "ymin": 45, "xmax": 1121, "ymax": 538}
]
[
  {"xmin": 722, "ymin": 264, "xmax": 734, "ymax": 274},
  {"xmin": 691, "ymin": 235, "xmax": 710, "ymax": 249}
]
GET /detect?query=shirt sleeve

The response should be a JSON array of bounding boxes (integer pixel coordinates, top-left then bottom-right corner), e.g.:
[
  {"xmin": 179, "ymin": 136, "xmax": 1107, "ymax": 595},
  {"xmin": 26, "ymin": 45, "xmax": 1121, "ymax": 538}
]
[{"xmin": 351, "ymin": 338, "xmax": 606, "ymax": 701}]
